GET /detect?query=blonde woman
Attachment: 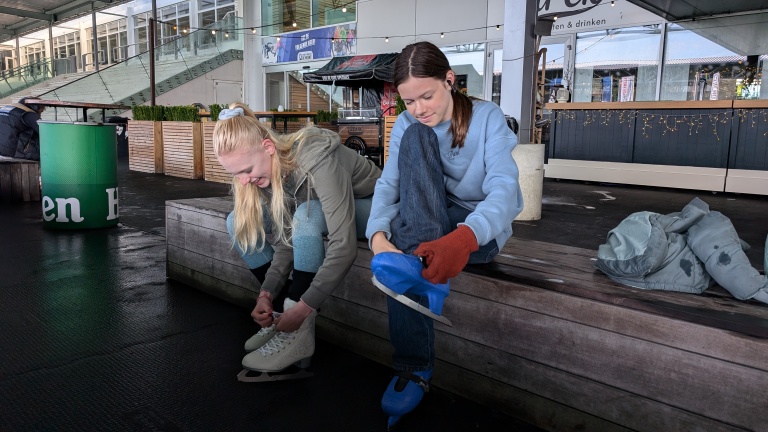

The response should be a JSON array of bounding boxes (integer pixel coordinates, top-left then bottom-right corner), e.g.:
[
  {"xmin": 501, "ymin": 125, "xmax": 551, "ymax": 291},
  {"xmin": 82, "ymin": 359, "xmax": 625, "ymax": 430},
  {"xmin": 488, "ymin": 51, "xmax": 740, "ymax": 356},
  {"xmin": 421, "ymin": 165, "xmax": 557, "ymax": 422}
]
[{"xmin": 213, "ymin": 103, "xmax": 381, "ymax": 375}]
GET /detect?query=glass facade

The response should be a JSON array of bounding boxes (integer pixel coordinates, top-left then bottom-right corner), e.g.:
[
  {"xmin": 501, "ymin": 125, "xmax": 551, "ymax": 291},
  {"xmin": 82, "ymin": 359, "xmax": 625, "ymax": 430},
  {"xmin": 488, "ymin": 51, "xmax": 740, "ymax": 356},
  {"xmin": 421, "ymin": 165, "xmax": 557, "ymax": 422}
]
[
  {"xmin": 572, "ymin": 25, "xmax": 661, "ymax": 102},
  {"xmin": 134, "ymin": 1, "xmax": 191, "ymax": 54},
  {"xmin": 261, "ymin": 0, "xmax": 355, "ymax": 36},
  {"xmin": 661, "ymin": 23, "xmax": 765, "ymax": 101},
  {"xmin": 441, "ymin": 43, "xmax": 486, "ymax": 99}
]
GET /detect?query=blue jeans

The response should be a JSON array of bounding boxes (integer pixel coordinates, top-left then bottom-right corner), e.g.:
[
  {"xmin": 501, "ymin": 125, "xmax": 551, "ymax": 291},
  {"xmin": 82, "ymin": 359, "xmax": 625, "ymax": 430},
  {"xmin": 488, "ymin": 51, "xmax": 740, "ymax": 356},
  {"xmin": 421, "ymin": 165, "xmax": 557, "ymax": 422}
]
[
  {"xmin": 387, "ymin": 123, "xmax": 499, "ymax": 372},
  {"xmin": 226, "ymin": 198, "xmax": 372, "ymax": 273}
]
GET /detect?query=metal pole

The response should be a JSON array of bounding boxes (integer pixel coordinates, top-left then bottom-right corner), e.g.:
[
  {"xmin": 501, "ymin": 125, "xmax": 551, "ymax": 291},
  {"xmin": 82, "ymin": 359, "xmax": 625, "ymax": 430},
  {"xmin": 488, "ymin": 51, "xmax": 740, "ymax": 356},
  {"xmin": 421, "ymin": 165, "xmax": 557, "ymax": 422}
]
[
  {"xmin": 15, "ymin": 37, "xmax": 20, "ymax": 72},
  {"xmin": 48, "ymin": 24, "xmax": 54, "ymax": 76},
  {"xmin": 150, "ymin": 0, "xmax": 157, "ymax": 106},
  {"xmin": 149, "ymin": 18, "xmax": 156, "ymax": 106},
  {"xmin": 92, "ymin": 12, "xmax": 99, "ymax": 72}
]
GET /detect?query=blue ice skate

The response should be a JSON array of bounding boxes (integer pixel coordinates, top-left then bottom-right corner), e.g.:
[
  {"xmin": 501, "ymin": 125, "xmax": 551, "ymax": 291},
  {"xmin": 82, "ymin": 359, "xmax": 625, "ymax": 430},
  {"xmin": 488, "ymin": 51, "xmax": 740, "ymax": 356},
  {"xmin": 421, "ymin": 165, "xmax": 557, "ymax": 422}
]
[
  {"xmin": 381, "ymin": 369, "xmax": 432, "ymax": 430},
  {"xmin": 371, "ymin": 252, "xmax": 453, "ymax": 327}
]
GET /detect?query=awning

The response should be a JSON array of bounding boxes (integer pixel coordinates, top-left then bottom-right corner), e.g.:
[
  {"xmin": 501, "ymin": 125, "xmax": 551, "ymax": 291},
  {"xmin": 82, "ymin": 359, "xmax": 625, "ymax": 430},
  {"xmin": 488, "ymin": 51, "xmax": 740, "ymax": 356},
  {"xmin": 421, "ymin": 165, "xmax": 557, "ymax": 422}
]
[
  {"xmin": 625, "ymin": 0, "xmax": 768, "ymax": 21},
  {"xmin": 303, "ymin": 53, "xmax": 399, "ymax": 86}
]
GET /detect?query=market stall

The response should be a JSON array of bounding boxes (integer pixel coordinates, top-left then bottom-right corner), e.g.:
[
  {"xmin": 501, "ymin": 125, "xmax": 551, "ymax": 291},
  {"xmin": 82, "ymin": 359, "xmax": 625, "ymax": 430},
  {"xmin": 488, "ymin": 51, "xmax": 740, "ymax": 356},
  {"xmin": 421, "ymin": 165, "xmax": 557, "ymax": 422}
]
[{"xmin": 303, "ymin": 53, "xmax": 399, "ymax": 166}]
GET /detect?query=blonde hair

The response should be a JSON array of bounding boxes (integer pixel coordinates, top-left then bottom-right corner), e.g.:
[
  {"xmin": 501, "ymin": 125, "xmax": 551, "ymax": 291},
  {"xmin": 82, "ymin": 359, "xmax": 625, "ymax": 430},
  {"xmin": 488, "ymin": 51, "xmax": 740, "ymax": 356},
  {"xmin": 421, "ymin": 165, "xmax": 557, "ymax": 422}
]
[{"xmin": 213, "ymin": 102, "xmax": 312, "ymax": 253}]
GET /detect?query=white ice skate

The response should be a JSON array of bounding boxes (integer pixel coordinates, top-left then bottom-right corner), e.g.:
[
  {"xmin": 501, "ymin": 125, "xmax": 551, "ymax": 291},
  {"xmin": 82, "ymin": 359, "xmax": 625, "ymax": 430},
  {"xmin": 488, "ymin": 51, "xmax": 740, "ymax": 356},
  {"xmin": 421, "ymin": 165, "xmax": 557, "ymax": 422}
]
[
  {"xmin": 237, "ymin": 299, "xmax": 317, "ymax": 382},
  {"xmin": 244, "ymin": 325, "xmax": 276, "ymax": 352}
]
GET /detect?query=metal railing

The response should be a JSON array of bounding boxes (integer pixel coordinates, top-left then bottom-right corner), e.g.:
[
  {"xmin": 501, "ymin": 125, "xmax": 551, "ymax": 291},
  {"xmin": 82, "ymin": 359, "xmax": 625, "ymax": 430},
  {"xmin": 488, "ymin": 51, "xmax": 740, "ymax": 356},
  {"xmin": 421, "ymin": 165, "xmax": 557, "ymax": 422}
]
[
  {"xmin": 36, "ymin": 15, "xmax": 244, "ymax": 122},
  {"xmin": 0, "ymin": 58, "xmax": 54, "ymax": 98}
]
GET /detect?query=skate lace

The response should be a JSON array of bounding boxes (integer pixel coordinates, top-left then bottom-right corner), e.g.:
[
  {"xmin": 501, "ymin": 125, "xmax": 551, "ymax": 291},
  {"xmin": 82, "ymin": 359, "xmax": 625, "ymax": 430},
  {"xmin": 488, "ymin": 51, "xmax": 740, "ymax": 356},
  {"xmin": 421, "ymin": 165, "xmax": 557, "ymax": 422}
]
[
  {"xmin": 256, "ymin": 325, "xmax": 275, "ymax": 337},
  {"xmin": 257, "ymin": 331, "xmax": 296, "ymax": 355}
]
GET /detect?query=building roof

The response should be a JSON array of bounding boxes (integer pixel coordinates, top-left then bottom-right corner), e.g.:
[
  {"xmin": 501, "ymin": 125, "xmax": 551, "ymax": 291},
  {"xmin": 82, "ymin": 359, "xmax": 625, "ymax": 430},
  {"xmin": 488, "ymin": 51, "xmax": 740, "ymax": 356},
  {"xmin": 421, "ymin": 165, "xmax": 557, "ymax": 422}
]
[{"xmin": 0, "ymin": 0, "xmax": 133, "ymax": 45}]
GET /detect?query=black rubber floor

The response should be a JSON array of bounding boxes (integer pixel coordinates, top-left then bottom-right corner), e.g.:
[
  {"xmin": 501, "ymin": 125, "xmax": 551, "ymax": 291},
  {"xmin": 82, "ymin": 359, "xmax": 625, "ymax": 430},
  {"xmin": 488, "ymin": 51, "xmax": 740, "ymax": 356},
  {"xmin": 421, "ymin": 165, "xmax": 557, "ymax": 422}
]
[{"xmin": 1, "ymin": 159, "xmax": 766, "ymax": 432}]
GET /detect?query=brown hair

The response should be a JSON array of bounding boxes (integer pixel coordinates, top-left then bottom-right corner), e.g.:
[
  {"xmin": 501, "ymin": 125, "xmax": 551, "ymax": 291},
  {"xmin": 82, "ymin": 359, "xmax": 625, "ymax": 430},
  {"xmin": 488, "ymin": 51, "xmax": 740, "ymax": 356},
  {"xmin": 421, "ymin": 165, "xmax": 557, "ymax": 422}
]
[{"xmin": 392, "ymin": 41, "xmax": 473, "ymax": 148}]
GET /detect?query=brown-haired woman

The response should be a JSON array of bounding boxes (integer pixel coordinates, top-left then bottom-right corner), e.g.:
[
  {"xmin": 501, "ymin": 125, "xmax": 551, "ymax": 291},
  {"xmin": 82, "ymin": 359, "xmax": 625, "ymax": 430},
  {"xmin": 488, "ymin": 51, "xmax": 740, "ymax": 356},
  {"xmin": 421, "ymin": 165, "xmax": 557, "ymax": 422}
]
[{"xmin": 366, "ymin": 41, "xmax": 523, "ymax": 427}]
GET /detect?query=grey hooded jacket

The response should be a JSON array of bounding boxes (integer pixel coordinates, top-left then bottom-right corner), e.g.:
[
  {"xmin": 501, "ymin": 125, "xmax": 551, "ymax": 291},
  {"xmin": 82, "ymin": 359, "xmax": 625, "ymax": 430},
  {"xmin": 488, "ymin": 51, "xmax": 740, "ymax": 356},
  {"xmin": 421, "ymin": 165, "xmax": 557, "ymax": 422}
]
[
  {"xmin": 260, "ymin": 127, "xmax": 381, "ymax": 309},
  {"xmin": 596, "ymin": 197, "xmax": 768, "ymax": 301}
]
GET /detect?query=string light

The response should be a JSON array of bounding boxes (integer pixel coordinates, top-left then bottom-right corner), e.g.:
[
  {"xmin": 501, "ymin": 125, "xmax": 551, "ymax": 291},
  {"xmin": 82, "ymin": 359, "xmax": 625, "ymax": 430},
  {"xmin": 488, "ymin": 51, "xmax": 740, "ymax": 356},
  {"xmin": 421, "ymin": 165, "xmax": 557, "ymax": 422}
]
[
  {"xmin": 385, "ymin": 36, "xmax": 389, "ymax": 42},
  {"xmin": 342, "ymin": 6, "xmax": 347, "ymax": 12},
  {"xmin": 496, "ymin": 25, "xmax": 500, "ymax": 30},
  {"xmin": 251, "ymin": 28, "xmax": 256, "ymax": 34},
  {"xmin": 292, "ymin": 21, "xmax": 297, "ymax": 27},
  {"xmin": 553, "ymin": 16, "xmax": 558, "ymax": 20},
  {"xmin": 611, "ymin": 1, "xmax": 615, "ymax": 6},
  {"xmin": 225, "ymin": 32, "xmax": 229, "ymax": 38},
  {"xmin": 555, "ymin": 108, "xmax": 768, "ymax": 141},
  {"xmin": 211, "ymin": 30, "xmax": 216, "ymax": 35},
  {"xmin": 440, "ymin": 32, "xmax": 444, "ymax": 38}
]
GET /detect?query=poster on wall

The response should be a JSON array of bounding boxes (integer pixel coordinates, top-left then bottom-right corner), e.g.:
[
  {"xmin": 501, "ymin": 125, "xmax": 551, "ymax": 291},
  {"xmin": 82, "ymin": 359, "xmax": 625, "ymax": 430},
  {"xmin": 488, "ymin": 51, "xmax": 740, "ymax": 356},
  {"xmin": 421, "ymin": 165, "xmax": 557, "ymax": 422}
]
[
  {"xmin": 381, "ymin": 82, "xmax": 397, "ymax": 116},
  {"xmin": 601, "ymin": 76, "xmax": 613, "ymax": 102},
  {"xmin": 262, "ymin": 23, "xmax": 357, "ymax": 64},
  {"xmin": 619, "ymin": 76, "xmax": 635, "ymax": 102},
  {"xmin": 710, "ymin": 72, "xmax": 720, "ymax": 100}
]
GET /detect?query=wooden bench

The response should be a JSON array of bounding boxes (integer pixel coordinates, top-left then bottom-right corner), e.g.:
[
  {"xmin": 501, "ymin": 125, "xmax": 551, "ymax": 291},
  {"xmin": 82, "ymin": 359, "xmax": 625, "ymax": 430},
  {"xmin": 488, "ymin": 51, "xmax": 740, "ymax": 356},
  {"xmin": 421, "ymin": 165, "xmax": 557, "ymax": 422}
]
[
  {"xmin": 166, "ymin": 196, "xmax": 768, "ymax": 432},
  {"xmin": 0, "ymin": 156, "xmax": 41, "ymax": 202}
]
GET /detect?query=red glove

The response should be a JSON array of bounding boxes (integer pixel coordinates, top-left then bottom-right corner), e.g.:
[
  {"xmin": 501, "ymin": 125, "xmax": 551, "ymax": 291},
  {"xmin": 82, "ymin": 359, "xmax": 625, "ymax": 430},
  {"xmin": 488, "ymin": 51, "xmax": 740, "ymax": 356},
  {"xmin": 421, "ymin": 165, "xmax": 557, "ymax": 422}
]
[
  {"xmin": 251, "ymin": 291, "xmax": 274, "ymax": 327},
  {"xmin": 414, "ymin": 225, "xmax": 479, "ymax": 284},
  {"xmin": 275, "ymin": 299, "xmax": 314, "ymax": 333}
]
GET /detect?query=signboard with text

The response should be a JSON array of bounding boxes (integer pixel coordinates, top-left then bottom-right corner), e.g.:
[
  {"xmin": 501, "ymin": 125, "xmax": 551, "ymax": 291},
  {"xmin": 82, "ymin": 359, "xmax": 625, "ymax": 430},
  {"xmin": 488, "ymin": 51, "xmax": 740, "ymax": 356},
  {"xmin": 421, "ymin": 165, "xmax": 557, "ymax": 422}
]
[
  {"xmin": 541, "ymin": 0, "xmax": 661, "ymax": 35},
  {"xmin": 262, "ymin": 23, "xmax": 357, "ymax": 65}
]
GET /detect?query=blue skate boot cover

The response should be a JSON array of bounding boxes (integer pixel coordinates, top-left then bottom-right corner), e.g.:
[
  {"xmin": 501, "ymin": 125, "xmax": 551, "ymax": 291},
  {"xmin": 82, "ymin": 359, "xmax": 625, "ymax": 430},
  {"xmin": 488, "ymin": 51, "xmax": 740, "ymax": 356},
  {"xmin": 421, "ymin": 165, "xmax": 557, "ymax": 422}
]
[
  {"xmin": 371, "ymin": 252, "xmax": 450, "ymax": 316},
  {"xmin": 381, "ymin": 369, "xmax": 432, "ymax": 429}
]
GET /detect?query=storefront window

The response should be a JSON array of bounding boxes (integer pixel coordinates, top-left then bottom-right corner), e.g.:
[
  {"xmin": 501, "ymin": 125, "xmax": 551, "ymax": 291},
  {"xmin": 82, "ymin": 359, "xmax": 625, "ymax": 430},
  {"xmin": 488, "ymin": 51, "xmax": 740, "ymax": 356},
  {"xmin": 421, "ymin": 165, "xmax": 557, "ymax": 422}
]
[
  {"xmin": 661, "ymin": 23, "xmax": 764, "ymax": 100},
  {"xmin": 266, "ymin": 71, "xmax": 286, "ymax": 111},
  {"xmin": 573, "ymin": 25, "xmax": 661, "ymax": 102},
  {"xmin": 441, "ymin": 43, "xmax": 486, "ymax": 99},
  {"xmin": 539, "ymin": 40, "xmax": 567, "ymax": 104},
  {"xmin": 311, "ymin": 0, "xmax": 355, "ymax": 27}
]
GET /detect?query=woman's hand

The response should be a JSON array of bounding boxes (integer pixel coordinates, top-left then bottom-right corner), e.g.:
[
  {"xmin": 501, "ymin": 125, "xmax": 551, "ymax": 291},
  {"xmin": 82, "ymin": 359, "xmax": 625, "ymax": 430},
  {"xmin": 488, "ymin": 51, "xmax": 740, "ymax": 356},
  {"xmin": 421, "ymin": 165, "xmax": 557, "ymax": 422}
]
[
  {"xmin": 371, "ymin": 231, "xmax": 402, "ymax": 255},
  {"xmin": 251, "ymin": 291, "xmax": 274, "ymax": 327},
  {"xmin": 275, "ymin": 300, "xmax": 314, "ymax": 333}
]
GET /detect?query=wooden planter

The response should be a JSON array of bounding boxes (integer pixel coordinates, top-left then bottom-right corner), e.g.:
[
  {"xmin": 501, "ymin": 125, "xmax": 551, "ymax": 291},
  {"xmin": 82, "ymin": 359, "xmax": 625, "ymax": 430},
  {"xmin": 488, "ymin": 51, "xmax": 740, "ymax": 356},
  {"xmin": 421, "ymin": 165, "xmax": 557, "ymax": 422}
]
[
  {"xmin": 162, "ymin": 121, "xmax": 203, "ymax": 179},
  {"xmin": 127, "ymin": 120, "xmax": 163, "ymax": 173},
  {"xmin": 383, "ymin": 115, "xmax": 397, "ymax": 166},
  {"xmin": 202, "ymin": 121, "xmax": 231, "ymax": 184}
]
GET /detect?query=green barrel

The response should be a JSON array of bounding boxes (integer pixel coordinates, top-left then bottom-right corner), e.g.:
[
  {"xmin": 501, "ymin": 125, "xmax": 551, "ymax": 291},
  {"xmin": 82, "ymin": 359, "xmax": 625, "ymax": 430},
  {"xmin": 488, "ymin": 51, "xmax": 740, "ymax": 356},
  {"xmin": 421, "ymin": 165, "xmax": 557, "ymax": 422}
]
[{"xmin": 39, "ymin": 122, "xmax": 119, "ymax": 229}]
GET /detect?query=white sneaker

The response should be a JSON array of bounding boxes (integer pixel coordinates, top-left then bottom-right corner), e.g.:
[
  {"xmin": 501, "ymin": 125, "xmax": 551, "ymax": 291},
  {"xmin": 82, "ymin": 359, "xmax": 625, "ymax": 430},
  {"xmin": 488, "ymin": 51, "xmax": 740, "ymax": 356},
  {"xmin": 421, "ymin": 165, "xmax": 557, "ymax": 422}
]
[
  {"xmin": 244, "ymin": 325, "xmax": 276, "ymax": 352},
  {"xmin": 241, "ymin": 310, "xmax": 317, "ymax": 373}
]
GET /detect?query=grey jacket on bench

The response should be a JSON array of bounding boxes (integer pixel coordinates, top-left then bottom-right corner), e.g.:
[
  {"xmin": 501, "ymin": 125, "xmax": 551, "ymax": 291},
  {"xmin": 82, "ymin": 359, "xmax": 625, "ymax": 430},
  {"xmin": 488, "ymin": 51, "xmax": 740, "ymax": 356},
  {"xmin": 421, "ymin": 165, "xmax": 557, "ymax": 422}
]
[{"xmin": 596, "ymin": 197, "xmax": 768, "ymax": 301}]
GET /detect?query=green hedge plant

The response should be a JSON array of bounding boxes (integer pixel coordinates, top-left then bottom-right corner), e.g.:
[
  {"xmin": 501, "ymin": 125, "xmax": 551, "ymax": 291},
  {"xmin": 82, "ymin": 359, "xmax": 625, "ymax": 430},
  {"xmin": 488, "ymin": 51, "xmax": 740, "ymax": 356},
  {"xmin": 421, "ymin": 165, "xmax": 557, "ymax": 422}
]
[
  {"xmin": 132, "ymin": 105, "xmax": 165, "ymax": 121},
  {"xmin": 209, "ymin": 103, "xmax": 227, "ymax": 121},
  {"xmin": 164, "ymin": 105, "xmax": 201, "ymax": 122},
  {"xmin": 316, "ymin": 109, "xmax": 338, "ymax": 123}
]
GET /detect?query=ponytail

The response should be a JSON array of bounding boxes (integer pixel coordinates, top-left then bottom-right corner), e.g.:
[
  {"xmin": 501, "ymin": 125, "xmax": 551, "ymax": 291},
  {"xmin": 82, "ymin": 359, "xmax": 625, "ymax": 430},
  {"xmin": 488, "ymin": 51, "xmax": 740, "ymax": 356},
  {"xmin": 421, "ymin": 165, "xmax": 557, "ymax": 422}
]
[{"xmin": 449, "ymin": 90, "xmax": 474, "ymax": 149}]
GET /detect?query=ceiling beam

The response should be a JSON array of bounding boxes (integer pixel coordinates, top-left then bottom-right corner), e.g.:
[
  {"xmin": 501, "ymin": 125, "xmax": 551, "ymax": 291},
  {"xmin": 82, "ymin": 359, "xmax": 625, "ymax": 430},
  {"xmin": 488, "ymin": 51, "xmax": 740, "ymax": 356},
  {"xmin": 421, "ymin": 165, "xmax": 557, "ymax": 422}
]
[{"xmin": 0, "ymin": 6, "xmax": 54, "ymax": 22}]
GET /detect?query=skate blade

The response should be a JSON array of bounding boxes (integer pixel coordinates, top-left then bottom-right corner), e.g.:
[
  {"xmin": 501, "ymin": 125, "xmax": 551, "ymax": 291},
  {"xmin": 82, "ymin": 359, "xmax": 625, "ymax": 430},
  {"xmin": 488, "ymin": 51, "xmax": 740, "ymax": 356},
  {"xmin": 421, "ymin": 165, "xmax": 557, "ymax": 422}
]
[
  {"xmin": 237, "ymin": 368, "xmax": 313, "ymax": 383},
  {"xmin": 372, "ymin": 277, "xmax": 453, "ymax": 327}
]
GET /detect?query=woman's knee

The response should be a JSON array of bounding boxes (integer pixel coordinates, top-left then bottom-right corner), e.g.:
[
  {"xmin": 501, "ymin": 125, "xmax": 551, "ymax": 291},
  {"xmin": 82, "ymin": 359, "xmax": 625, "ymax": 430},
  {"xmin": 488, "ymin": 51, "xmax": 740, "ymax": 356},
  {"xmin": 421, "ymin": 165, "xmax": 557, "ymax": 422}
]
[
  {"xmin": 226, "ymin": 211, "xmax": 236, "ymax": 238},
  {"xmin": 293, "ymin": 201, "xmax": 328, "ymax": 237}
]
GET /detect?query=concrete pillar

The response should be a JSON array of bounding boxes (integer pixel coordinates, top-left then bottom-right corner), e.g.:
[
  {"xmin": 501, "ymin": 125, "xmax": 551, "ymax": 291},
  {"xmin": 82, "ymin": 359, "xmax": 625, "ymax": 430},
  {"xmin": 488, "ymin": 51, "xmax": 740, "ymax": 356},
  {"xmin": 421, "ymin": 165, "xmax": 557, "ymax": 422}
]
[
  {"xmin": 502, "ymin": 0, "xmax": 543, "ymax": 220},
  {"xmin": 500, "ymin": 0, "xmax": 537, "ymax": 144}
]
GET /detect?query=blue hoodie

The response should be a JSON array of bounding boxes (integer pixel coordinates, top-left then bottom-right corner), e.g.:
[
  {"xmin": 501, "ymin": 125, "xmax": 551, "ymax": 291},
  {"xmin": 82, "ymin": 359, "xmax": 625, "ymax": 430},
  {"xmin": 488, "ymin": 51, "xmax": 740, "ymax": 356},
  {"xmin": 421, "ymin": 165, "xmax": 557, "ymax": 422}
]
[{"xmin": 366, "ymin": 100, "xmax": 523, "ymax": 249}]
